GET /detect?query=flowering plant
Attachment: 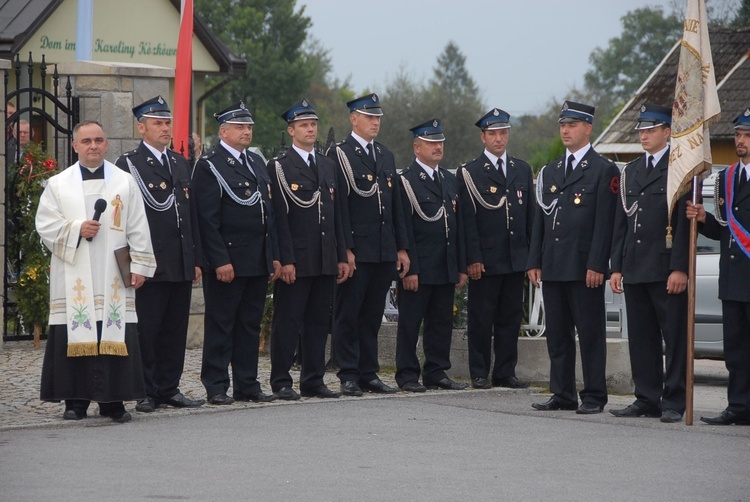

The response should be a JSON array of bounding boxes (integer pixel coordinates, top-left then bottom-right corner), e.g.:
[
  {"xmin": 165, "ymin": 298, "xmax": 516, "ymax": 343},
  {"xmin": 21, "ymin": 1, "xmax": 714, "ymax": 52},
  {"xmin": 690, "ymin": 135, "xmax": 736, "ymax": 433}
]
[{"xmin": 12, "ymin": 143, "xmax": 58, "ymax": 331}]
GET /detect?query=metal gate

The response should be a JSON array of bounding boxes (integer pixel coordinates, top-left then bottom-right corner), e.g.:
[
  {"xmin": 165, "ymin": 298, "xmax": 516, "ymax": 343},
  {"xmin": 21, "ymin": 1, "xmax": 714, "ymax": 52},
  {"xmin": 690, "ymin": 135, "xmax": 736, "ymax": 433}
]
[{"xmin": 4, "ymin": 53, "xmax": 80, "ymax": 341}]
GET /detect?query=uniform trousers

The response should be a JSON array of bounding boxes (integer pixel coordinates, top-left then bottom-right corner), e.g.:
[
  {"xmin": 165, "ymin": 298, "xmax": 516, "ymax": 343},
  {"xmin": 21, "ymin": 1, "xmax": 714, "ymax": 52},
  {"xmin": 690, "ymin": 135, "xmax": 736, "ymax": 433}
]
[
  {"xmin": 542, "ymin": 281, "xmax": 608, "ymax": 407},
  {"xmin": 395, "ymin": 282, "xmax": 455, "ymax": 387},
  {"xmin": 136, "ymin": 280, "xmax": 192, "ymax": 401},
  {"xmin": 270, "ymin": 275, "xmax": 335, "ymax": 392},
  {"xmin": 200, "ymin": 273, "xmax": 268, "ymax": 399},
  {"xmin": 466, "ymin": 272, "xmax": 524, "ymax": 381},
  {"xmin": 722, "ymin": 300, "xmax": 750, "ymax": 418},
  {"xmin": 334, "ymin": 261, "xmax": 395, "ymax": 383},
  {"xmin": 623, "ymin": 282, "xmax": 686, "ymax": 413}
]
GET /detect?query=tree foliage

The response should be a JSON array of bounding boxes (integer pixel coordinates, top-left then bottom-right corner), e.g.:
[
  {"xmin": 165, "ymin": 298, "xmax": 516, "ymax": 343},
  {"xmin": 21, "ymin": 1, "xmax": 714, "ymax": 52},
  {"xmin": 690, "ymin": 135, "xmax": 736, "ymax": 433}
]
[
  {"xmin": 195, "ymin": 0, "xmax": 314, "ymax": 150},
  {"xmin": 731, "ymin": 0, "xmax": 750, "ymax": 26},
  {"xmin": 584, "ymin": 7, "xmax": 682, "ymax": 109},
  {"xmin": 377, "ymin": 42, "xmax": 485, "ymax": 170}
]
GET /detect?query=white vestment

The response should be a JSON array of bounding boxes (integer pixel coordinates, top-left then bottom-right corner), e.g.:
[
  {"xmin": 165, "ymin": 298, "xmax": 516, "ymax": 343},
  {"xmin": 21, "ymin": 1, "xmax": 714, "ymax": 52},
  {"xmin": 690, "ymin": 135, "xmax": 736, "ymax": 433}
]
[{"xmin": 35, "ymin": 161, "xmax": 156, "ymax": 356}]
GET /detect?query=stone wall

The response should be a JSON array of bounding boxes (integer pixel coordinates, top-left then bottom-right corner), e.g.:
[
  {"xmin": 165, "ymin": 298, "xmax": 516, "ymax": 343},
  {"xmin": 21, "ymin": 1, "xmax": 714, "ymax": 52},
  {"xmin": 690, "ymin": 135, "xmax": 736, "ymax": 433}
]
[{"xmin": 56, "ymin": 61, "xmax": 173, "ymax": 162}]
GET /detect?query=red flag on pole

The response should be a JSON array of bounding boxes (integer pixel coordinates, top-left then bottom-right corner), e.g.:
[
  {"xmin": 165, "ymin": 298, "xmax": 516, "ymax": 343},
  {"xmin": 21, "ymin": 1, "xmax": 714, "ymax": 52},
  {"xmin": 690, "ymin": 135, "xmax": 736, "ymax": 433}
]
[{"xmin": 173, "ymin": 0, "xmax": 193, "ymax": 158}]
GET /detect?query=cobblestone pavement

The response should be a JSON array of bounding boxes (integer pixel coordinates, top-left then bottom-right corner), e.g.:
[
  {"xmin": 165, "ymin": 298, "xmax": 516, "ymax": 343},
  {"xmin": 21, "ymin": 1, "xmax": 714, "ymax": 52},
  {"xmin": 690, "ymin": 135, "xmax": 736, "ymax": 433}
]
[
  {"xmin": 0, "ymin": 340, "xmax": 463, "ymax": 431},
  {"xmin": 0, "ymin": 340, "xmax": 730, "ymax": 431}
]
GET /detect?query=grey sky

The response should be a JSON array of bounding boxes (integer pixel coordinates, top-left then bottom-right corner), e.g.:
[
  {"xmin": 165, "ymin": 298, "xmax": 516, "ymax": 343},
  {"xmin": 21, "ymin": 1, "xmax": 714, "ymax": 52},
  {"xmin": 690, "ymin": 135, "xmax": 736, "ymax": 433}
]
[{"xmin": 302, "ymin": 0, "xmax": 676, "ymax": 117}]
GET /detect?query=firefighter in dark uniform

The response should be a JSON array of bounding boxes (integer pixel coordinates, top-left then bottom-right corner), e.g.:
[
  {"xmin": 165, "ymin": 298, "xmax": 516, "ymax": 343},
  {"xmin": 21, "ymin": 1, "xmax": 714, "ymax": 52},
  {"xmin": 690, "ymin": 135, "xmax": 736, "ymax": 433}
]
[
  {"xmin": 609, "ymin": 104, "xmax": 689, "ymax": 423},
  {"xmin": 527, "ymin": 101, "xmax": 620, "ymax": 414},
  {"xmin": 396, "ymin": 119, "xmax": 468, "ymax": 392},
  {"xmin": 115, "ymin": 96, "xmax": 205, "ymax": 412},
  {"xmin": 457, "ymin": 108, "xmax": 534, "ymax": 390},
  {"xmin": 328, "ymin": 93, "xmax": 410, "ymax": 396},
  {"xmin": 268, "ymin": 99, "xmax": 349, "ymax": 400},
  {"xmin": 193, "ymin": 101, "xmax": 279, "ymax": 405},
  {"xmin": 688, "ymin": 108, "xmax": 750, "ymax": 426}
]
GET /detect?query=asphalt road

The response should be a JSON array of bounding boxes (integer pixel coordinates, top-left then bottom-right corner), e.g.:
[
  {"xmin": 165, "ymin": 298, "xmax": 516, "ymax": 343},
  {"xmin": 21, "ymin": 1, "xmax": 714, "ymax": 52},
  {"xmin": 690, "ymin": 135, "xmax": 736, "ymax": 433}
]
[{"xmin": 1, "ymin": 389, "xmax": 748, "ymax": 501}]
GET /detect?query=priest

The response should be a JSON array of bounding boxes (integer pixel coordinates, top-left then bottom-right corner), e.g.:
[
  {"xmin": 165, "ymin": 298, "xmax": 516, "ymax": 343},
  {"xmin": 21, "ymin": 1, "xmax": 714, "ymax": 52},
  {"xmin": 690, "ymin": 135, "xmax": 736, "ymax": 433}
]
[{"xmin": 36, "ymin": 120, "xmax": 156, "ymax": 423}]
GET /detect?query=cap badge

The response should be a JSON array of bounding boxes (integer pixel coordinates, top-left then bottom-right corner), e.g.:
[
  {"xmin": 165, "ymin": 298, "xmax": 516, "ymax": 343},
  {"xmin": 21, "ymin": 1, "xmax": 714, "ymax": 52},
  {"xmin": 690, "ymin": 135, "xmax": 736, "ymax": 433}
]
[
  {"xmin": 302, "ymin": 99, "xmax": 308, "ymax": 107},
  {"xmin": 493, "ymin": 109, "xmax": 499, "ymax": 116},
  {"xmin": 640, "ymin": 105, "xmax": 647, "ymax": 112},
  {"xmin": 372, "ymin": 95, "xmax": 378, "ymax": 102},
  {"xmin": 157, "ymin": 96, "xmax": 164, "ymax": 104},
  {"xmin": 240, "ymin": 101, "xmax": 246, "ymax": 109},
  {"xmin": 562, "ymin": 102, "xmax": 569, "ymax": 111},
  {"xmin": 745, "ymin": 108, "xmax": 750, "ymax": 117},
  {"xmin": 432, "ymin": 120, "xmax": 438, "ymax": 127}
]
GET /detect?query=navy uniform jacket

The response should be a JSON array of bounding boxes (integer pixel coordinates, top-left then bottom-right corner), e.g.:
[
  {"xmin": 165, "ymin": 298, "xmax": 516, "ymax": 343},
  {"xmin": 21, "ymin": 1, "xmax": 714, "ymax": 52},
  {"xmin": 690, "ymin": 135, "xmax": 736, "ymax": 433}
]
[
  {"xmin": 457, "ymin": 153, "xmax": 534, "ymax": 274},
  {"xmin": 527, "ymin": 148, "xmax": 620, "ymax": 281},
  {"xmin": 327, "ymin": 134, "xmax": 409, "ymax": 262},
  {"xmin": 611, "ymin": 151, "xmax": 689, "ymax": 283},
  {"xmin": 192, "ymin": 144, "xmax": 277, "ymax": 277},
  {"xmin": 268, "ymin": 149, "xmax": 346, "ymax": 277},
  {"xmin": 399, "ymin": 161, "xmax": 466, "ymax": 285},
  {"xmin": 700, "ymin": 165, "xmax": 750, "ymax": 302},
  {"xmin": 115, "ymin": 142, "xmax": 201, "ymax": 282}
]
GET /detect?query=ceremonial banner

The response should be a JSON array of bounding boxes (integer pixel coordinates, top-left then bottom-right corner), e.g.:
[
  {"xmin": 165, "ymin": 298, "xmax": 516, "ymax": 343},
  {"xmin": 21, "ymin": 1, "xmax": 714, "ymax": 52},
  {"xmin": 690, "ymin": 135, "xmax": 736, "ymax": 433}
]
[
  {"xmin": 667, "ymin": 0, "xmax": 720, "ymax": 223},
  {"xmin": 173, "ymin": 0, "xmax": 193, "ymax": 158}
]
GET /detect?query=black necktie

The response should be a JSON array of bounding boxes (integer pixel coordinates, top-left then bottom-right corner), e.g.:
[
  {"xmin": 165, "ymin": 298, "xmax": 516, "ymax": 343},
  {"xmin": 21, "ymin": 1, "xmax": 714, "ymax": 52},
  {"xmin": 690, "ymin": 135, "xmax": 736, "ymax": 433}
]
[
  {"xmin": 497, "ymin": 158, "xmax": 506, "ymax": 185},
  {"xmin": 308, "ymin": 153, "xmax": 319, "ymax": 180},
  {"xmin": 367, "ymin": 143, "xmax": 376, "ymax": 163},
  {"xmin": 565, "ymin": 154, "xmax": 574, "ymax": 181},
  {"xmin": 739, "ymin": 166, "xmax": 747, "ymax": 191},
  {"xmin": 646, "ymin": 155, "xmax": 655, "ymax": 177},
  {"xmin": 161, "ymin": 153, "xmax": 171, "ymax": 175},
  {"xmin": 240, "ymin": 152, "xmax": 255, "ymax": 178}
]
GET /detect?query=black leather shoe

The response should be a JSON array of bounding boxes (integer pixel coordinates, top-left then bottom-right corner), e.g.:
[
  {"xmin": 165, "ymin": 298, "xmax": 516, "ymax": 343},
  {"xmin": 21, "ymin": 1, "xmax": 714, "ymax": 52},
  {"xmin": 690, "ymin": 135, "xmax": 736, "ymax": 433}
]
[
  {"xmin": 576, "ymin": 403, "xmax": 603, "ymax": 414},
  {"xmin": 109, "ymin": 410, "xmax": 132, "ymax": 423},
  {"xmin": 401, "ymin": 381, "xmax": 427, "ymax": 393},
  {"xmin": 700, "ymin": 410, "xmax": 750, "ymax": 426},
  {"xmin": 235, "ymin": 392, "xmax": 278, "ymax": 403},
  {"xmin": 208, "ymin": 393, "xmax": 235, "ymax": 405},
  {"xmin": 135, "ymin": 398, "xmax": 156, "ymax": 413},
  {"xmin": 532, "ymin": 398, "xmax": 578, "ymax": 411},
  {"xmin": 63, "ymin": 409, "xmax": 86, "ymax": 420},
  {"xmin": 99, "ymin": 408, "xmax": 132, "ymax": 423},
  {"xmin": 610, "ymin": 404, "xmax": 659, "ymax": 418},
  {"xmin": 660, "ymin": 409, "xmax": 683, "ymax": 423},
  {"xmin": 159, "ymin": 393, "xmax": 205, "ymax": 408},
  {"xmin": 426, "ymin": 378, "xmax": 468, "ymax": 390},
  {"xmin": 493, "ymin": 376, "xmax": 530, "ymax": 389},
  {"xmin": 341, "ymin": 381, "xmax": 363, "ymax": 396},
  {"xmin": 360, "ymin": 378, "xmax": 398, "ymax": 394},
  {"xmin": 274, "ymin": 387, "xmax": 301, "ymax": 401},
  {"xmin": 301, "ymin": 385, "xmax": 341, "ymax": 398},
  {"xmin": 472, "ymin": 378, "xmax": 492, "ymax": 389}
]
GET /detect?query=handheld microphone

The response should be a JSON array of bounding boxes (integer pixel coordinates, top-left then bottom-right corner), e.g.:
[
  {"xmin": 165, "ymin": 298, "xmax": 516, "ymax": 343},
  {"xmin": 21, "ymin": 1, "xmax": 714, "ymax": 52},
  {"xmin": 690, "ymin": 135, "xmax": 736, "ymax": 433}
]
[{"xmin": 86, "ymin": 199, "xmax": 108, "ymax": 242}]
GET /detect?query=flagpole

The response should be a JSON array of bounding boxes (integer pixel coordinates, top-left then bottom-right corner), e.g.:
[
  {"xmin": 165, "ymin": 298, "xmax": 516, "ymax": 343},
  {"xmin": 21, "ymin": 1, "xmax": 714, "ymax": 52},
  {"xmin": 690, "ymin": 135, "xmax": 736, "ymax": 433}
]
[{"xmin": 685, "ymin": 175, "xmax": 699, "ymax": 426}]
